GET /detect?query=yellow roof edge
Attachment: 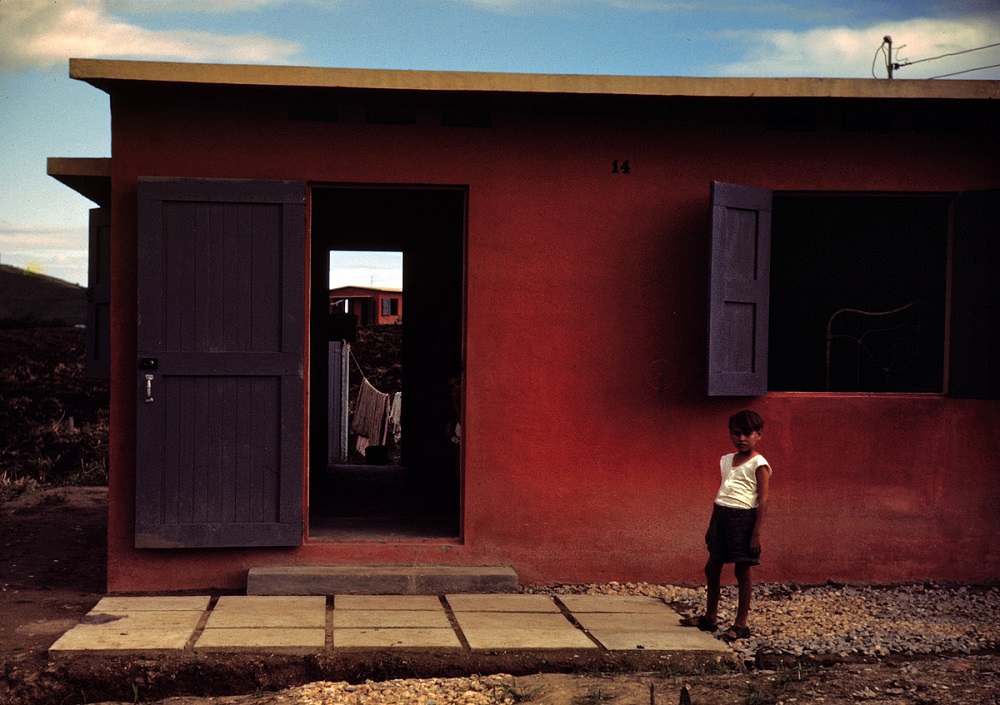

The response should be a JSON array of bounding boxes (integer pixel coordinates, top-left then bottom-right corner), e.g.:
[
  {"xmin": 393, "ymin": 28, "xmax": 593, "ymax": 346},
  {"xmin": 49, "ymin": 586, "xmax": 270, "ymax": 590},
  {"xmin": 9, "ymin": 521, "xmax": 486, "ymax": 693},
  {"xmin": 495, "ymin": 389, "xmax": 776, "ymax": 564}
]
[
  {"xmin": 46, "ymin": 157, "xmax": 111, "ymax": 207},
  {"xmin": 68, "ymin": 58, "xmax": 1000, "ymax": 100},
  {"xmin": 46, "ymin": 156, "xmax": 111, "ymax": 178}
]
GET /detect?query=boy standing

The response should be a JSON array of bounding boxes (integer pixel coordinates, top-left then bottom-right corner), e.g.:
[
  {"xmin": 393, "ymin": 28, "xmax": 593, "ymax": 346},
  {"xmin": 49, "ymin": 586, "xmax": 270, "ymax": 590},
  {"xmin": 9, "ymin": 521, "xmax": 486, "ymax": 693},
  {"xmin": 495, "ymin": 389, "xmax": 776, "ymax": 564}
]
[{"xmin": 681, "ymin": 410, "xmax": 771, "ymax": 642}]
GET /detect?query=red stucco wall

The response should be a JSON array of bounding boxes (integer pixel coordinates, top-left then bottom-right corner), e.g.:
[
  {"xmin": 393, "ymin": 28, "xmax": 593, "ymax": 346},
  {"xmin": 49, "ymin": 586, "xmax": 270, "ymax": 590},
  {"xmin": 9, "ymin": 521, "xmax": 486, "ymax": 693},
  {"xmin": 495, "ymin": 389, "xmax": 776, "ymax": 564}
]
[{"xmin": 105, "ymin": 85, "xmax": 1000, "ymax": 592}]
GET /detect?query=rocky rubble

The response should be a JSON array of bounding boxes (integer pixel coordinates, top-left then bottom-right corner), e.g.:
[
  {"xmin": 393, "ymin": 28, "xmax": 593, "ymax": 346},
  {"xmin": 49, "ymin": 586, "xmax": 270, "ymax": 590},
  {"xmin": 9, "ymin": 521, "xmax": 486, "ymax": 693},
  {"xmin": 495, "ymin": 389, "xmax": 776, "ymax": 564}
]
[
  {"xmin": 529, "ymin": 581, "xmax": 1000, "ymax": 665},
  {"xmin": 211, "ymin": 674, "xmax": 518, "ymax": 705}
]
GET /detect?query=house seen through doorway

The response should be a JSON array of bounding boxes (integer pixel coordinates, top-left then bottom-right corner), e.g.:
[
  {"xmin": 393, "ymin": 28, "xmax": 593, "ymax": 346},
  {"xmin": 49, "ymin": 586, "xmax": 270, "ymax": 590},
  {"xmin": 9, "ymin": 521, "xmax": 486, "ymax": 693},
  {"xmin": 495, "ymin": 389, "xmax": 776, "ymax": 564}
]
[
  {"xmin": 328, "ymin": 250, "xmax": 404, "ymax": 464},
  {"xmin": 308, "ymin": 187, "xmax": 465, "ymax": 541}
]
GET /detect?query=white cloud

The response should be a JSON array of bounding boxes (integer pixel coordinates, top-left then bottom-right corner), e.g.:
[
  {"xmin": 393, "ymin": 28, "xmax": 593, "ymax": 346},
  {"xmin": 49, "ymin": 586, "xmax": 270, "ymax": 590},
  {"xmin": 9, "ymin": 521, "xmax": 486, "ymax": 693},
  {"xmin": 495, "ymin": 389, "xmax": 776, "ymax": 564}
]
[
  {"xmin": 450, "ymin": 0, "xmax": 839, "ymax": 18},
  {"xmin": 455, "ymin": 0, "xmax": 546, "ymax": 9},
  {"xmin": 453, "ymin": 0, "xmax": 703, "ymax": 9},
  {"xmin": 0, "ymin": 221, "xmax": 88, "ymax": 286},
  {"xmin": 106, "ymin": 0, "xmax": 293, "ymax": 12},
  {"xmin": 0, "ymin": 0, "xmax": 302, "ymax": 72},
  {"xmin": 715, "ymin": 16, "xmax": 1000, "ymax": 78},
  {"xmin": 330, "ymin": 251, "xmax": 403, "ymax": 290}
]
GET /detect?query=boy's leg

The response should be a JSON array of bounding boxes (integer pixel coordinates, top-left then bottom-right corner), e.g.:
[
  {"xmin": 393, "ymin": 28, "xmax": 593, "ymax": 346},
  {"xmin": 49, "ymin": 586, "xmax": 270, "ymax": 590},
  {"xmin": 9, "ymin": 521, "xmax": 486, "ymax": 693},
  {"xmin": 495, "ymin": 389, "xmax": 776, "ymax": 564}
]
[
  {"xmin": 704, "ymin": 556, "xmax": 724, "ymax": 624},
  {"xmin": 681, "ymin": 556, "xmax": 723, "ymax": 629},
  {"xmin": 732, "ymin": 561, "xmax": 752, "ymax": 628}
]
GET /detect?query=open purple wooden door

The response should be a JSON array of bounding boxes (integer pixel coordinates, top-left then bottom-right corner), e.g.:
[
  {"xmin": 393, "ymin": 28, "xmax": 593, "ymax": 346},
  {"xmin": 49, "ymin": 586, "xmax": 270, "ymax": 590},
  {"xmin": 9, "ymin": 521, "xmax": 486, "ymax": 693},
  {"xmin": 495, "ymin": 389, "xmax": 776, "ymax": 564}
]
[{"xmin": 135, "ymin": 178, "xmax": 306, "ymax": 548}]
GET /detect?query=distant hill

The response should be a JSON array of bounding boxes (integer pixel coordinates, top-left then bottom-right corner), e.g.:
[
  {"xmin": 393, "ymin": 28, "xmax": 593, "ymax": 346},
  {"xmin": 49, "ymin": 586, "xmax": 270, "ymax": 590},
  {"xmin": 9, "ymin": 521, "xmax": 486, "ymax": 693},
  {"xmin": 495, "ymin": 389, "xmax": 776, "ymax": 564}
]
[{"xmin": 0, "ymin": 264, "xmax": 86, "ymax": 327}]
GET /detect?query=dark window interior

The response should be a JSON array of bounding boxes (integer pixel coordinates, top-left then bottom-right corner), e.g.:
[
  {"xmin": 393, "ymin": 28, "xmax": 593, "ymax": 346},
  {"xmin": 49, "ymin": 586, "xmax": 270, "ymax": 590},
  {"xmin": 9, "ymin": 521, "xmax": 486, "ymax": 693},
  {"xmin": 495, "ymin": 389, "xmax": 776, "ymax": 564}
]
[{"xmin": 769, "ymin": 194, "xmax": 949, "ymax": 392}]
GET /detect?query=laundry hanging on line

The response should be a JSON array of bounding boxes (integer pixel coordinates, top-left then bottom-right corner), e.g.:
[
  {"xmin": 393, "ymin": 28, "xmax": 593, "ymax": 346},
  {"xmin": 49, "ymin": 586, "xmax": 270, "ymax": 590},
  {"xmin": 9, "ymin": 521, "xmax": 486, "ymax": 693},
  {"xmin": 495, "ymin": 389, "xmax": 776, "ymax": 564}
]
[
  {"xmin": 388, "ymin": 392, "xmax": 402, "ymax": 444},
  {"xmin": 348, "ymin": 347, "xmax": 402, "ymax": 458},
  {"xmin": 352, "ymin": 377, "xmax": 390, "ymax": 456}
]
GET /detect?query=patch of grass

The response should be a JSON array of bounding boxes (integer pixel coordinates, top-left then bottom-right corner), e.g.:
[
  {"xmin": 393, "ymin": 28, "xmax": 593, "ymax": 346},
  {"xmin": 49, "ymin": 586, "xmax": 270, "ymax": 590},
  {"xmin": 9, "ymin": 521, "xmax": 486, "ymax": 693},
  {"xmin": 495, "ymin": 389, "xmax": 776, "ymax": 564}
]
[
  {"xmin": 0, "ymin": 328, "xmax": 109, "ymax": 498},
  {"xmin": 741, "ymin": 684, "xmax": 774, "ymax": 705},
  {"xmin": 573, "ymin": 688, "xmax": 611, "ymax": 705},
  {"xmin": 499, "ymin": 679, "xmax": 539, "ymax": 704},
  {"xmin": 0, "ymin": 470, "xmax": 39, "ymax": 502}
]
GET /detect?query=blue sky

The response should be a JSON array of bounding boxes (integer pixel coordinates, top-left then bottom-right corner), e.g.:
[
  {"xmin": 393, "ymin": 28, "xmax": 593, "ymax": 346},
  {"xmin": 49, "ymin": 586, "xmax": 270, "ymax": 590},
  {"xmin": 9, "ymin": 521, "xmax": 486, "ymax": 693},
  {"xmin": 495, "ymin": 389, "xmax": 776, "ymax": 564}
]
[{"xmin": 1, "ymin": 0, "xmax": 998, "ymax": 287}]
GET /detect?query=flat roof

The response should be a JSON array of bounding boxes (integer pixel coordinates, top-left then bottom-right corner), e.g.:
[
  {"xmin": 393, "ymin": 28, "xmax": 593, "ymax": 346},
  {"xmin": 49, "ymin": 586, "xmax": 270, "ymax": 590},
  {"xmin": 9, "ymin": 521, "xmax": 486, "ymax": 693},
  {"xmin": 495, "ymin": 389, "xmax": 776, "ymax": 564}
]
[
  {"xmin": 70, "ymin": 59, "xmax": 1000, "ymax": 101},
  {"xmin": 46, "ymin": 157, "xmax": 111, "ymax": 206}
]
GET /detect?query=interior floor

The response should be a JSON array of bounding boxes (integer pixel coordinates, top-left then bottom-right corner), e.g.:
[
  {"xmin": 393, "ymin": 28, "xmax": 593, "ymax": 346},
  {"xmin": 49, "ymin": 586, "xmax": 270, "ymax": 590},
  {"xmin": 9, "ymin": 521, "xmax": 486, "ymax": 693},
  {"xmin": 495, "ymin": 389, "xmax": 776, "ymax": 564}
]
[{"xmin": 309, "ymin": 464, "xmax": 460, "ymax": 541}]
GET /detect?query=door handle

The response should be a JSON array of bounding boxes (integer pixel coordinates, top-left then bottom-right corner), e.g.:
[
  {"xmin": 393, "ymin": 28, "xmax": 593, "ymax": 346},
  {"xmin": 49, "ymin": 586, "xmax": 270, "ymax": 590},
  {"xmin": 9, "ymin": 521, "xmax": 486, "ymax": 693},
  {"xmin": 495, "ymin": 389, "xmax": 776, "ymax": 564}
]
[{"xmin": 144, "ymin": 374, "xmax": 155, "ymax": 403}]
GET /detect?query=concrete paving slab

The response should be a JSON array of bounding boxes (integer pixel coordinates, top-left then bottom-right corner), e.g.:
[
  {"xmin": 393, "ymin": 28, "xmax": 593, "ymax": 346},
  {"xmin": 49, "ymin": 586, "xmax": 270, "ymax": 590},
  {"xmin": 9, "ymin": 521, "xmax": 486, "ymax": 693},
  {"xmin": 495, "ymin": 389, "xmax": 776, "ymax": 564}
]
[
  {"xmin": 573, "ymin": 612, "xmax": 730, "ymax": 652},
  {"xmin": 50, "ymin": 625, "xmax": 196, "ymax": 652},
  {"xmin": 195, "ymin": 628, "xmax": 326, "ymax": 650},
  {"xmin": 335, "ymin": 595, "xmax": 442, "ymax": 611},
  {"xmin": 76, "ymin": 609, "xmax": 205, "ymax": 630},
  {"xmin": 334, "ymin": 628, "xmax": 463, "ymax": 649},
  {"xmin": 206, "ymin": 596, "xmax": 326, "ymax": 628},
  {"xmin": 90, "ymin": 596, "xmax": 211, "ymax": 612},
  {"xmin": 454, "ymin": 611, "xmax": 596, "ymax": 649},
  {"xmin": 447, "ymin": 594, "xmax": 560, "ymax": 612},
  {"xmin": 49, "ymin": 609, "xmax": 205, "ymax": 653},
  {"xmin": 558, "ymin": 594, "xmax": 673, "ymax": 613},
  {"xmin": 333, "ymin": 609, "xmax": 452, "ymax": 629},
  {"xmin": 47, "ymin": 592, "xmax": 736, "ymax": 657}
]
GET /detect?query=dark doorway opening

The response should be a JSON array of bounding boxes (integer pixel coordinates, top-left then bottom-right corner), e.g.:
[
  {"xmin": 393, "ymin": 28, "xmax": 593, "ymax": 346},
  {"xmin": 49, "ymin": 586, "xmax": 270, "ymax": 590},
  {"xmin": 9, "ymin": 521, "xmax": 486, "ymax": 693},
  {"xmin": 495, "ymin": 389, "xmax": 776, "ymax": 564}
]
[{"xmin": 309, "ymin": 186, "xmax": 465, "ymax": 540}]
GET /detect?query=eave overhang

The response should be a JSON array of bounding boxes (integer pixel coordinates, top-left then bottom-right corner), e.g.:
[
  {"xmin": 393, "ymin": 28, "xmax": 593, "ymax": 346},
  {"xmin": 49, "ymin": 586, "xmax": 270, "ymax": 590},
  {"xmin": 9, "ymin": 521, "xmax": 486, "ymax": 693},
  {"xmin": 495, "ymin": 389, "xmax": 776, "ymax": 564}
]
[
  {"xmin": 46, "ymin": 157, "xmax": 111, "ymax": 207},
  {"xmin": 69, "ymin": 58, "xmax": 1000, "ymax": 102}
]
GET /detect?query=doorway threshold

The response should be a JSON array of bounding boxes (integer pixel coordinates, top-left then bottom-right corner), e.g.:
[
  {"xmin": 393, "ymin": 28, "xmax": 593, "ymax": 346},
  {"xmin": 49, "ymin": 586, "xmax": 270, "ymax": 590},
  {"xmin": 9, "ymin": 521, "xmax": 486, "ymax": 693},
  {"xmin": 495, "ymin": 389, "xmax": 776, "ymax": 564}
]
[
  {"xmin": 308, "ymin": 516, "xmax": 460, "ymax": 542},
  {"xmin": 309, "ymin": 464, "xmax": 460, "ymax": 542}
]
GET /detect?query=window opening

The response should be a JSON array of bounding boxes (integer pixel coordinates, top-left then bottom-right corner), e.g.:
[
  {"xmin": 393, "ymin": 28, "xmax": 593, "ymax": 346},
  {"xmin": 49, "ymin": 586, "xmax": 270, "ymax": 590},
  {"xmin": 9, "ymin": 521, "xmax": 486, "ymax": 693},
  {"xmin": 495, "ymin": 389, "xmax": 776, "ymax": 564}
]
[{"xmin": 769, "ymin": 194, "xmax": 948, "ymax": 392}]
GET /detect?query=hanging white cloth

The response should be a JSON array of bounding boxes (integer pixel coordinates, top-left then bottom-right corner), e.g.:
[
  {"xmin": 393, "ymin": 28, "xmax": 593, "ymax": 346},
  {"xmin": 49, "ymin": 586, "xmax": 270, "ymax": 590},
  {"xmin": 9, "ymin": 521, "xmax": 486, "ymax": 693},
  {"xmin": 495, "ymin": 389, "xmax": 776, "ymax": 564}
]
[
  {"xmin": 388, "ymin": 392, "xmax": 402, "ymax": 443},
  {"xmin": 351, "ymin": 378, "xmax": 390, "ymax": 455}
]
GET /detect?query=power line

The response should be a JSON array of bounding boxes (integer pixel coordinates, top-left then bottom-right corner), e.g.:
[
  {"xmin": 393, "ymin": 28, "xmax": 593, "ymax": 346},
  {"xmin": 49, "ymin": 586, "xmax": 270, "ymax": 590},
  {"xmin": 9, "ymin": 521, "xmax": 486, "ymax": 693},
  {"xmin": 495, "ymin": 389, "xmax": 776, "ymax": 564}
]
[
  {"xmin": 875, "ymin": 37, "xmax": 1000, "ymax": 79},
  {"xmin": 899, "ymin": 41, "xmax": 1000, "ymax": 68},
  {"xmin": 872, "ymin": 39, "xmax": 890, "ymax": 78},
  {"xmin": 928, "ymin": 62, "xmax": 1000, "ymax": 79}
]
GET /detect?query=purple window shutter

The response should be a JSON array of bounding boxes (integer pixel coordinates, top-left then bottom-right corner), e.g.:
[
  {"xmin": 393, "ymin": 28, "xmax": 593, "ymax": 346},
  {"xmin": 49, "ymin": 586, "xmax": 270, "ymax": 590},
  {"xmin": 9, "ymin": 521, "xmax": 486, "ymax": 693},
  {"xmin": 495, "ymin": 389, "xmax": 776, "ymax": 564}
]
[
  {"xmin": 135, "ymin": 178, "xmax": 305, "ymax": 548},
  {"xmin": 707, "ymin": 181, "xmax": 772, "ymax": 396}
]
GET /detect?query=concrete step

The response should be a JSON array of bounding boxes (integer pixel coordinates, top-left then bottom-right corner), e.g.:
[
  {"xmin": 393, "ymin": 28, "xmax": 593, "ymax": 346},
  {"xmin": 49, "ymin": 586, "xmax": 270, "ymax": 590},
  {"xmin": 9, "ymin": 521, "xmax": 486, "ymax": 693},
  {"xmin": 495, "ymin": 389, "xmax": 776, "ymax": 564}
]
[{"xmin": 246, "ymin": 565, "xmax": 518, "ymax": 595}]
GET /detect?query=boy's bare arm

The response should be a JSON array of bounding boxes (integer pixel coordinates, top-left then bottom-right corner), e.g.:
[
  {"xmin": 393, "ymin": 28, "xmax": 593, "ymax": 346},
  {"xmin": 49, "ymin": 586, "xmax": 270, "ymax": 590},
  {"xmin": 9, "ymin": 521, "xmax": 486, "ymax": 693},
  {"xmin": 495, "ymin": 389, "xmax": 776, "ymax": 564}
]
[{"xmin": 751, "ymin": 465, "xmax": 771, "ymax": 551}]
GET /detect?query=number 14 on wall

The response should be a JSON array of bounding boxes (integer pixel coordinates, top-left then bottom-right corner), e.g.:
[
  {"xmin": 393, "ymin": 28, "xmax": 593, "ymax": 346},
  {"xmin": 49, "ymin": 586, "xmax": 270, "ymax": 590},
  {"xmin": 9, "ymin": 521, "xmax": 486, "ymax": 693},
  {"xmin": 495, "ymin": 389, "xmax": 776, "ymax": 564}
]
[{"xmin": 612, "ymin": 159, "xmax": 630, "ymax": 174}]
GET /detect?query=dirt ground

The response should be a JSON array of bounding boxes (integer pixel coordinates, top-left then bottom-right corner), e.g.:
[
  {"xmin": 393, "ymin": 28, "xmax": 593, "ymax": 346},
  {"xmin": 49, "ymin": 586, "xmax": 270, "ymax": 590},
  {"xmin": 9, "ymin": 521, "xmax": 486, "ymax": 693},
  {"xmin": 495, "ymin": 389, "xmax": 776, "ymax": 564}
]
[{"xmin": 1, "ymin": 488, "xmax": 998, "ymax": 705}]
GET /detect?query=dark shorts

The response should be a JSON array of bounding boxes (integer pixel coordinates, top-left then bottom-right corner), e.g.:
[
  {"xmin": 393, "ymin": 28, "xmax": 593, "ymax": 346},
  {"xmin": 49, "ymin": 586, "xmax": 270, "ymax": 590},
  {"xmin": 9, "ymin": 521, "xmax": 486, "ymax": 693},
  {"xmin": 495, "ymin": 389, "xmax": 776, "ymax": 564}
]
[{"xmin": 707, "ymin": 504, "xmax": 760, "ymax": 565}]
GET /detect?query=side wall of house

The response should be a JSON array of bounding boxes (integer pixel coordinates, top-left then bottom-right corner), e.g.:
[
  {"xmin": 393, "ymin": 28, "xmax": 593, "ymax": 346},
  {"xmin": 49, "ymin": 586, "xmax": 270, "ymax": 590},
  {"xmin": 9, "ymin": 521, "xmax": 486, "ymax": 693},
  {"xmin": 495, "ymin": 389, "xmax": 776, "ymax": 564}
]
[{"xmin": 106, "ymin": 86, "xmax": 1000, "ymax": 591}]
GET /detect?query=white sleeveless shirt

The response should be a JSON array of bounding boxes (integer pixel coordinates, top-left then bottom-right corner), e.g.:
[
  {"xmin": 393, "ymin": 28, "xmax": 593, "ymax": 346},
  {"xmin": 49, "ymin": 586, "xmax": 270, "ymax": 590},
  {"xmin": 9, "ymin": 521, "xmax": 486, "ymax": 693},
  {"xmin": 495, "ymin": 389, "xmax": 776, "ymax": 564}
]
[{"xmin": 714, "ymin": 453, "xmax": 771, "ymax": 510}]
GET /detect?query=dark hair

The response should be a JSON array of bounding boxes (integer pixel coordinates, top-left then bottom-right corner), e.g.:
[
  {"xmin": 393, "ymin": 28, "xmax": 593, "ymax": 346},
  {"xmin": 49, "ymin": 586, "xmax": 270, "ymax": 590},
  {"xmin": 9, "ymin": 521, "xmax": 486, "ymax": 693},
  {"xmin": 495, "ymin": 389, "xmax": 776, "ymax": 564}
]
[{"xmin": 728, "ymin": 409, "xmax": 764, "ymax": 434}]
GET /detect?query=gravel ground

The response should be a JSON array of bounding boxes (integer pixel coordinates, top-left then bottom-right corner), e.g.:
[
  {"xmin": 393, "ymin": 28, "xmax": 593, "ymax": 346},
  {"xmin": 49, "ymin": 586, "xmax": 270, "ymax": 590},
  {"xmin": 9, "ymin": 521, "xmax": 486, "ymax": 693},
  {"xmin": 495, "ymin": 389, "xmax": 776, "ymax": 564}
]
[
  {"xmin": 530, "ymin": 581, "xmax": 1000, "ymax": 665},
  {"xmin": 184, "ymin": 675, "xmax": 520, "ymax": 705}
]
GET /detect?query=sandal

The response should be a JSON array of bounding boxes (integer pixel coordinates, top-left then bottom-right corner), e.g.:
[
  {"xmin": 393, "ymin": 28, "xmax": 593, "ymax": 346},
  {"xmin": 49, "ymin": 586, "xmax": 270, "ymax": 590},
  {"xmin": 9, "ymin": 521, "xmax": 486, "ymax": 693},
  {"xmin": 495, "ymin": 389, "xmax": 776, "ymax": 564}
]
[
  {"xmin": 720, "ymin": 625, "xmax": 751, "ymax": 642},
  {"xmin": 679, "ymin": 615, "xmax": 717, "ymax": 632}
]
